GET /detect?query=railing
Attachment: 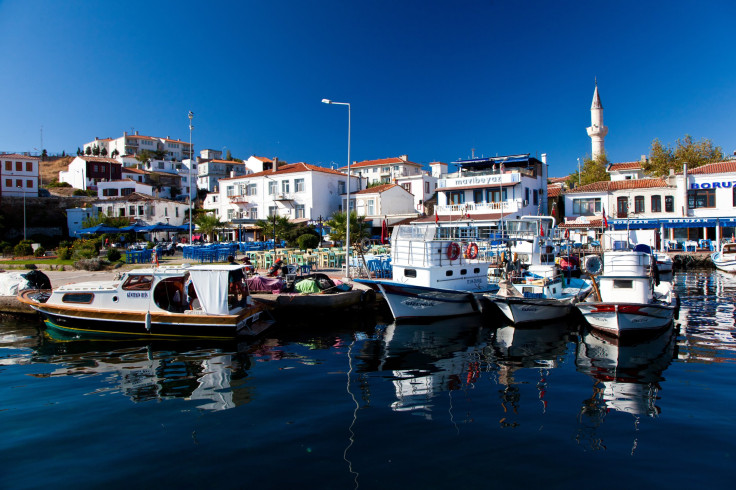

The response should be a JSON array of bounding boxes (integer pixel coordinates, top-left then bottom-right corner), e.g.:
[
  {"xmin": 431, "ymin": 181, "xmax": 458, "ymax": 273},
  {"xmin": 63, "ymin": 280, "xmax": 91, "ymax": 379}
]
[{"xmin": 437, "ymin": 200, "xmax": 520, "ymax": 214}]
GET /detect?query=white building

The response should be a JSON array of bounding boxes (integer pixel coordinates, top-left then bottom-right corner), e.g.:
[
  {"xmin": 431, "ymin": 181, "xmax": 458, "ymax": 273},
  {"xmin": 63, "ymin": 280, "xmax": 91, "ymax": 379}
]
[
  {"xmin": 197, "ymin": 150, "xmax": 248, "ymax": 192},
  {"xmin": 97, "ymin": 179, "xmax": 153, "ymax": 199},
  {"xmin": 341, "ymin": 155, "xmax": 437, "ymax": 213},
  {"xmin": 59, "ymin": 156, "xmax": 122, "ymax": 190},
  {"xmin": 607, "ymin": 160, "xmax": 647, "ymax": 181},
  {"xmin": 428, "ymin": 154, "xmax": 549, "ymax": 222},
  {"xmin": 212, "ymin": 162, "xmax": 360, "ymax": 224},
  {"xmin": 1, "ymin": 153, "xmax": 40, "ymax": 197},
  {"xmin": 84, "ymin": 131, "xmax": 193, "ymax": 161},
  {"xmin": 67, "ymin": 206, "xmax": 99, "ymax": 238},
  {"xmin": 353, "ymin": 183, "xmax": 419, "ymax": 227},
  {"xmin": 94, "ymin": 193, "xmax": 189, "ymax": 225}
]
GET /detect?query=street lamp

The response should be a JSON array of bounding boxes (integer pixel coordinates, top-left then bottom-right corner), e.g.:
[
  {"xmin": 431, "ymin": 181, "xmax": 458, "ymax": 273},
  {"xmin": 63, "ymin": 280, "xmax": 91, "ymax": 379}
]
[
  {"xmin": 17, "ymin": 186, "xmax": 26, "ymax": 241},
  {"xmin": 188, "ymin": 111, "xmax": 194, "ymax": 244},
  {"xmin": 322, "ymin": 98, "xmax": 351, "ymax": 277}
]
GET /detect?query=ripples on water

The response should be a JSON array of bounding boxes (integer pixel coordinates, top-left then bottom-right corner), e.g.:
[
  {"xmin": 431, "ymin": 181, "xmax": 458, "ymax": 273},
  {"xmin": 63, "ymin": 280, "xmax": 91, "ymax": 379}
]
[{"xmin": 1, "ymin": 269, "xmax": 735, "ymax": 489}]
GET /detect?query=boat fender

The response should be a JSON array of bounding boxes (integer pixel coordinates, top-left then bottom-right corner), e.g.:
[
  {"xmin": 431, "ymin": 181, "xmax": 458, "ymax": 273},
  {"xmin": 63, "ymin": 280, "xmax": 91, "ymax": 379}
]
[
  {"xmin": 583, "ymin": 255, "xmax": 603, "ymax": 275},
  {"xmin": 145, "ymin": 311, "xmax": 151, "ymax": 331},
  {"xmin": 447, "ymin": 242, "xmax": 461, "ymax": 261},
  {"xmin": 466, "ymin": 242, "xmax": 479, "ymax": 260}
]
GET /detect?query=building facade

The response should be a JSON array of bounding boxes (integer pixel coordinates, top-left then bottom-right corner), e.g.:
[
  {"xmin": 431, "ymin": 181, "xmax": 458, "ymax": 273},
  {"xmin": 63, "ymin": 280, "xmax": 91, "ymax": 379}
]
[
  {"xmin": 1, "ymin": 153, "xmax": 40, "ymax": 197},
  {"xmin": 59, "ymin": 156, "xmax": 122, "ymax": 190}
]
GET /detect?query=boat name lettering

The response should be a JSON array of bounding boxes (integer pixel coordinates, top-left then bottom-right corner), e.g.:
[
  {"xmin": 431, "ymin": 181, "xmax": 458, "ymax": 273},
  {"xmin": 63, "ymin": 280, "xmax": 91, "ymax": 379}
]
[
  {"xmin": 466, "ymin": 278, "xmax": 482, "ymax": 285},
  {"xmin": 402, "ymin": 299, "xmax": 437, "ymax": 309},
  {"xmin": 690, "ymin": 181, "xmax": 736, "ymax": 189},
  {"xmin": 127, "ymin": 292, "xmax": 148, "ymax": 298}
]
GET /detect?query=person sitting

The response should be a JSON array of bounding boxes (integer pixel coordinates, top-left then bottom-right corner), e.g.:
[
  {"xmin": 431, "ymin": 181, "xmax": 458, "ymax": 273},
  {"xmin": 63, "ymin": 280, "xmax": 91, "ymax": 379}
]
[
  {"xmin": 227, "ymin": 255, "xmax": 247, "ymax": 303},
  {"xmin": 242, "ymin": 256, "xmax": 255, "ymax": 275}
]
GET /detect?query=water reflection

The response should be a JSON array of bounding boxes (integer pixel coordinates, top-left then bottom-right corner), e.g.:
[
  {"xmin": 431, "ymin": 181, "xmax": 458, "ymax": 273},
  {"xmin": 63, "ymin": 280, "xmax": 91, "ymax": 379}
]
[
  {"xmin": 0, "ymin": 319, "xmax": 257, "ymax": 411},
  {"xmin": 575, "ymin": 325, "xmax": 677, "ymax": 451}
]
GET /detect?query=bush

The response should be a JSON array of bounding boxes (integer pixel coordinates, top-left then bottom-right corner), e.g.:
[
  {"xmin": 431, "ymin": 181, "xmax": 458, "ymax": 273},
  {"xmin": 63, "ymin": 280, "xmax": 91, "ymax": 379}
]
[
  {"xmin": 14, "ymin": 242, "xmax": 33, "ymax": 257},
  {"xmin": 71, "ymin": 238, "xmax": 99, "ymax": 260},
  {"xmin": 297, "ymin": 233, "xmax": 320, "ymax": 250},
  {"xmin": 57, "ymin": 246, "xmax": 71, "ymax": 260},
  {"xmin": 33, "ymin": 246, "xmax": 46, "ymax": 257},
  {"xmin": 106, "ymin": 248, "xmax": 121, "ymax": 262},
  {"xmin": 73, "ymin": 189, "xmax": 96, "ymax": 196},
  {"xmin": 74, "ymin": 258, "xmax": 103, "ymax": 271},
  {"xmin": 2, "ymin": 246, "xmax": 13, "ymax": 257}
]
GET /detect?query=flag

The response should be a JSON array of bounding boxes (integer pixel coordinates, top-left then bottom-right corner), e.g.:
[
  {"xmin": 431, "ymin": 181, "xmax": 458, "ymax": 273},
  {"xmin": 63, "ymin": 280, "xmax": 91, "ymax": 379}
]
[
  {"xmin": 435, "ymin": 211, "xmax": 439, "ymax": 224},
  {"xmin": 602, "ymin": 207, "xmax": 608, "ymax": 229},
  {"xmin": 380, "ymin": 218, "xmax": 388, "ymax": 244},
  {"xmin": 551, "ymin": 202, "xmax": 557, "ymax": 218},
  {"xmin": 540, "ymin": 221, "xmax": 545, "ymax": 237}
]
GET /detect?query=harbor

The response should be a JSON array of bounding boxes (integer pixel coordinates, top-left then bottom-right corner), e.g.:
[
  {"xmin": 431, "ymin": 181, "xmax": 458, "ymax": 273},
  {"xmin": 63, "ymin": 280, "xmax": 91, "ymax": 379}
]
[{"xmin": 1, "ymin": 267, "xmax": 735, "ymax": 488}]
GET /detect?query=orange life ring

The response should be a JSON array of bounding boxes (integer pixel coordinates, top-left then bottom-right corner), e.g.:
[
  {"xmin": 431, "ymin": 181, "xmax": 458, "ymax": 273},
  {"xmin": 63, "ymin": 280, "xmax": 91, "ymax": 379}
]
[
  {"xmin": 466, "ymin": 242, "xmax": 479, "ymax": 259},
  {"xmin": 447, "ymin": 242, "xmax": 461, "ymax": 260}
]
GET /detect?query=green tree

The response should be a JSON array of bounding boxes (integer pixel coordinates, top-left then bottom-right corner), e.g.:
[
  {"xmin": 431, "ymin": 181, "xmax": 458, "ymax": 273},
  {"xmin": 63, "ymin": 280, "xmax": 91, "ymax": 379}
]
[
  {"xmin": 41, "ymin": 149, "xmax": 48, "ymax": 160},
  {"xmin": 225, "ymin": 149, "xmax": 233, "ymax": 160},
  {"xmin": 77, "ymin": 147, "xmax": 82, "ymax": 156},
  {"xmin": 111, "ymin": 149, "xmax": 119, "ymax": 158},
  {"xmin": 100, "ymin": 148, "xmax": 108, "ymax": 156},
  {"xmin": 325, "ymin": 211, "xmax": 369, "ymax": 247},
  {"xmin": 256, "ymin": 216, "xmax": 297, "ymax": 245},
  {"xmin": 569, "ymin": 153, "xmax": 610, "ymax": 187},
  {"xmin": 194, "ymin": 213, "xmax": 224, "ymax": 241},
  {"xmin": 85, "ymin": 146, "xmax": 91, "ymax": 155},
  {"xmin": 135, "ymin": 149, "xmax": 154, "ymax": 166},
  {"xmin": 92, "ymin": 145, "xmax": 100, "ymax": 156},
  {"xmin": 644, "ymin": 135, "xmax": 723, "ymax": 177}
]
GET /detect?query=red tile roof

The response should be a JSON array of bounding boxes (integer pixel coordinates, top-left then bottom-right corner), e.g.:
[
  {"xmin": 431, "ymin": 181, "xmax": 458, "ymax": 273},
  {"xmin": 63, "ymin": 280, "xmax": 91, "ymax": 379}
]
[
  {"xmin": 342, "ymin": 157, "xmax": 421, "ymax": 170},
  {"xmin": 547, "ymin": 185, "xmax": 562, "ymax": 198},
  {"xmin": 218, "ymin": 162, "xmax": 347, "ymax": 181},
  {"xmin": 251, "ymin": 155, "xmax": 273, "ymax": 162},
  {"xmin": 0, "ymin": 153, "xmax": 40, "ymax": 160},
  {"xmin": 122, "ymin": 167, "xmax": 148, "ymax": 174},
  {"xmin": 559, "ymin": 218, "xmax": 604, "ymax": 229},
  {"xmin": 547, "ymin": 176, "xmax": 568, "ymax": 184},
  {"xmin": 566, "ymin": 178, "xmax": 668, "ymax": 194},
  {"xmin": 354, "ymin": 183, "xmax": 398, "ymax": 195},
  {"xmin": 78, "ymin": 156, "xmax": 121, "ymax": 164},
  {"xmin": 210, "ymin": 159, "xmax": 245, "ymax": 165},
  {"xmin": 608, "ymin": 161, "xmax": 642, "ymax": 171},
  {"xmin": 686, "ymin": 161, "xmax": 736, "ymax": 175}
]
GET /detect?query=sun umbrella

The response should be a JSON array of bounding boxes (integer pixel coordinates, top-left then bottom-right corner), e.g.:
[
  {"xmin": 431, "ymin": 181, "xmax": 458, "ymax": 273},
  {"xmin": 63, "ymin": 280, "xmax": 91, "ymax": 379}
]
[
  {"xmin": 79, "ymin": 224, "xmax": 119, "ymax": 235},
  {"xmin": 380, "ymin": 218, "xmax": 388, "ymax": 244}
]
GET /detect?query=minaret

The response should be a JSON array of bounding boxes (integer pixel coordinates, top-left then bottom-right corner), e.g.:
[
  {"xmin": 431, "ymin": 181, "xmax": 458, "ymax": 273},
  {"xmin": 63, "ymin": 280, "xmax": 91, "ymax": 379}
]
[{"xmin": 586, "ymin": 79, "xmax": 608, "ymax": 160}]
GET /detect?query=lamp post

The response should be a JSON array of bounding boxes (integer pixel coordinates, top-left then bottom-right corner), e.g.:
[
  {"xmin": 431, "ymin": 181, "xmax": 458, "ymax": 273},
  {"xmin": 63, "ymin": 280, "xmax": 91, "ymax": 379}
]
[
  {"xmin": 322, "ymin": 98, "xmax": 351, "ymax": 277},
  {"xmin": 17, "ymin": 186, "xmax": 26, "ymax": 241},
  {"xmin": 188, "ymin": 111, "xmax": 194, "ymax": 244}
]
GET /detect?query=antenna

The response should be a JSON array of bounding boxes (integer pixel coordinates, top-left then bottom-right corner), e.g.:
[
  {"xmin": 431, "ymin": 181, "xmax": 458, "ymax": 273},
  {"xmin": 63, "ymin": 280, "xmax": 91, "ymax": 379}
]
[{"xmin": 40, "ymin": 126, "xmax": 43, "ymax": 153}]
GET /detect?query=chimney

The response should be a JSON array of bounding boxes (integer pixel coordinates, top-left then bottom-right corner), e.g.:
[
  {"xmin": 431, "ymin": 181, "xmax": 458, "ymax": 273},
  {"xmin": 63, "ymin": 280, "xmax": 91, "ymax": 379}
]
[
  {"xmin": 135, "ymin": 131, "xmax": 139, "ymax": 135},
  {"xmin": 230, "ymin": 171, "xmax": 235, "ymax": 178},
  {"xmin": 399, "ymin": 154, "xmax": 408, "ymax": 162},
  {"xmin": 272, "ymin": 157, "xmax": 279, "ymax": 172},
  {"xmin": 124, "ymin": 131, "xmax": 128, "ymax": 136},
  {"xmin": 541, "ymin": 153, "xmax": 547, "ymax": 164},
  {"xmin": 641, "ymin": 155, "xmax": 647, "ymax": 162}
]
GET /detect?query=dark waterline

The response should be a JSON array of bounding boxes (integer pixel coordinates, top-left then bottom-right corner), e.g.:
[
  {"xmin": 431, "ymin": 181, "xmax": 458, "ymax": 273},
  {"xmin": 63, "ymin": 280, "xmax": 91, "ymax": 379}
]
[{"xmin": 1, "ymin": 269, "xmax": 735, "ymax": 489}]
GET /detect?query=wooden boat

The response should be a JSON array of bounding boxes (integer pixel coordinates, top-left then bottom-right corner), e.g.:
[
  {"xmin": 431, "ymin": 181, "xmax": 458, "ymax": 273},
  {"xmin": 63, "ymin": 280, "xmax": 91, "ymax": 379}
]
[
  {"xmin": 576, "ymin": 246, "xmax": 678, "ymax": 337},
  {"xmin": 711, "ymin": 242, "xmax": 736, "ymax": 273},
  {"xmin": 17, "ymin": 265, "xmax": 271, "ymax": 340},
  {"xmin": 250, "ymin": 289, "xmax": 367, "ymax": 310}
]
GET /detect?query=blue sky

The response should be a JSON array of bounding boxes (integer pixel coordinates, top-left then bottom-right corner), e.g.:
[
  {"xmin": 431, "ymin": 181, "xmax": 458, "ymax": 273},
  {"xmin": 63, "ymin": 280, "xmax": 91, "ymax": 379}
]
[{"xmin": 1, "ymin": 0, "xmax": 735, "ymax": 178}]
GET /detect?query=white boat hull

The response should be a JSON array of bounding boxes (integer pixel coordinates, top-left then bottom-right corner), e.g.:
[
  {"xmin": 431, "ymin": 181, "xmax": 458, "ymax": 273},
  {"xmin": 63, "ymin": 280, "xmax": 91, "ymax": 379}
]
[
  {"xmin": 711, "ymin": 252, "xmax": 736, "ymax": 273},
  {"xmin": 576, "ymin": 302, "xmax": 675, "ymax": 336},
  {"xmin": 375, "ymin": 282, "xmax": 480, "ymax": 321},
  {"xmin": 489, "ymin": 296, "xmax": 574, "ymax": 324}
]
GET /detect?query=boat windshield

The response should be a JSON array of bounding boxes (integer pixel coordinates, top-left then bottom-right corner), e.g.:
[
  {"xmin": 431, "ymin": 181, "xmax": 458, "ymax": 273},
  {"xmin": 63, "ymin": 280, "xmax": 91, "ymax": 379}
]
[{"xmin": 122, "ymin": 274, "xmax": 153, "ymax": 291}]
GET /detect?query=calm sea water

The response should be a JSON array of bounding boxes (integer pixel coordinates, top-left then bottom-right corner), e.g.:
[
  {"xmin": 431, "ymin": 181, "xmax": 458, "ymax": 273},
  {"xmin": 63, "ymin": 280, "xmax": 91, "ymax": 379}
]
[{"xmin": 1, "ymin": 269, "xmax": 735, "ymax": 489}]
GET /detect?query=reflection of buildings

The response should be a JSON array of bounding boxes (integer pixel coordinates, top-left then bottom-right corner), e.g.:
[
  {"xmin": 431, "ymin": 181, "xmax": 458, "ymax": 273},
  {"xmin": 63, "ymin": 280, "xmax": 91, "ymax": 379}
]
[
  {"xmin": 575, "ymin": 327, "xmax": 677, "ymax": 451},
  {"xmin": 32, "ymin": 344, "xmax": 255, "ymax": 411}
]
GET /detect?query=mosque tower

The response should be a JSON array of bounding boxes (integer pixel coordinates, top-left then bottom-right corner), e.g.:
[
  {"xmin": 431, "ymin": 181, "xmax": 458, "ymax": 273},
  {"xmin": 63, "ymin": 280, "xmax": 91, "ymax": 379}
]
[{"xmin": 586, "ymin": 80, "xmax": 608, "ymax": 160}]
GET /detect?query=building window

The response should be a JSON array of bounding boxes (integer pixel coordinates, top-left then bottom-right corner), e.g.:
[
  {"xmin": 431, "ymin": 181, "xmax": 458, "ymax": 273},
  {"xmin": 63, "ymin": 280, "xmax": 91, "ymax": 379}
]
[
  {"xmin": 425, "ymin": 182, "xmax": 430, "ymax": 194},
  {"xmin": 16, "ymin": 179, "xmax": 22, "ymax": 188},
  {"xmin": 634, "ymin": 195, "xmax": 645, "ymax": 213},
  {"xmin": 16, "ymin": 162, "xmax": 22, "ymax": 171},
  {"xmin": 103, "ymin": 188, "xmax": 119, "ymax": 197},
  {"xmin": 129, "ymin": 205, "xmax": 135, "ymax": 216},
  {"xmin": 382, "ymin": 166, "xmax": 390, "ymax": 173},
  {"xmin": 473, "ymin": 189, "xmax": 484, "ymax": 203},
  {"xmin": 401, "ymin": 183, "xmax": 411, "ymax": 192},
  {"xmin": 5, "ymin": 161, "xmax": 11, "ymax": 171},
  {"xmin": 26, "ymin": 161, "xmax": 32, "ymax": 172},
  {"xmin": 572, "ymin": 198, "xmax": 601, "ymax": 216},
  {"xmin": 119, "ymin": 208, "xmax": 126, "ymax": 217},
  {"xmin": 665, "ymin": 195, "xmax": 674, "ymax": 212},
  {"xmin": 164, "ymin": 208, "xmax": 168, "ymax": 216},
  {"xmin": 121, "ymin": 188, "xmax": 133, "ymax": 196},
  {"xmin": 281, "ymin": 180, "xmax": 290, "ymax": 194},
  {"xmin": 616, "ymin": 196, "xmax": 628, "ymax": 217},
  {"xmin": 26, "ymin": 180, "xmax": 33, "ymax": 188},
  {"xmin": 295, "ymin": 204, "xmax": 305, "ymax": 218},
  {"xmin": 449, "ymin": 191, "xmax": 465, "ymax": 205},
  {"xmin": 688, "ymin": 189, "xmax": 716, "ymax": 209},
  {"xmin": 249, "ymin": 207, "xmax": 258, "ymax": 219},
  {"xmin": 295, "ymin": 178, "xmax": 305, "ymax": 192},
  {"xmin": 533, "ymin": 189, "xmax": 539, "ymax": 206},
  {"xmin": 651, "ymin": 195, "xmax": 662, "ymax": 212},
  {"xmin": 268, "ymin": 206, "xmax": 277, "ymax": 217},
  {"xmin": 227, "ymin": 209, "xmax": 234, "ymax": 220},
  {"xmin": 175, "ymin": 207, "xmax": 179, "ymax": 217},
  {"xmin": 107, "ymin": 206, "xmax": 113, "ymax": 215},
  {"xmin": 338, "ymin": 181, "xmax": 346, "ymax": 194},
  {"xmin": 138, "ymin": 206, "xmax": 144, "ymax": 215},
  {"xmin": 5, "ymin": 179, "xmax": 11, "ymax": 187},
  {"xmin": 158, "ymin": 162, "xmax": 165, "ymax": 169},
  {"xmin": 226, "ymin": 186, "xmax": 235, "ymax": 197},
  {"xmin": 246, "ymin": 183, "xmax": 257, "ymax": 196},
  {"xmin": 268, "ymin": 181, "xmax": 277, "ymax": 195},
  {"xmin": 367, "ymin": 199, "xmax": 375, "ymax": 215}
]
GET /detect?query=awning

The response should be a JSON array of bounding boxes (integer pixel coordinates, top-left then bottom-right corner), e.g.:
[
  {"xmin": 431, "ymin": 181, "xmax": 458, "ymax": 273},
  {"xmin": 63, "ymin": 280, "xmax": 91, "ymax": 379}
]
[
  {"xmin": 660, "ymin": 218, "xmax": 718, "ymax": 229},
  {"xmin": 611, "ymin": 219, "xmax": 660, "ymax": 230}
]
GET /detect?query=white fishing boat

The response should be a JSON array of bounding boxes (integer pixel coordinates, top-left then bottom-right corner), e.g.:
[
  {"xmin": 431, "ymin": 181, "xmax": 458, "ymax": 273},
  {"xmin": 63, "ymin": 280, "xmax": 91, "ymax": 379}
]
[
  {"xmin": 355, "ymin": 220, "xmax": 508, "ymax": 321},
  {"xmin": 576, "ymin": 245, "xmax": 678, "ymax": 337},
  {"xmin": 654, "ymin": 252, "xmax": 673, "ymax": 273},
  {"xmin": 17, "ymin": 264, "xmax": 271, "ymax": 340},
  {"xmin": 484, "ymin": 218, "xmax": 592, "ymax": 324},
  {"xmin": 711, "ymin": 242, "xmax": 736, "ymax": 273}
]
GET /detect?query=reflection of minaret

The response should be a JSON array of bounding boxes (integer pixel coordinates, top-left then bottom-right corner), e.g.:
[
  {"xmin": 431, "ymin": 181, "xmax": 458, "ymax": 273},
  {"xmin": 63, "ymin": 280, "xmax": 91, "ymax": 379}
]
[{"xmin": 586, "ymin": 79, "xmax": 608, "ymax": 160}]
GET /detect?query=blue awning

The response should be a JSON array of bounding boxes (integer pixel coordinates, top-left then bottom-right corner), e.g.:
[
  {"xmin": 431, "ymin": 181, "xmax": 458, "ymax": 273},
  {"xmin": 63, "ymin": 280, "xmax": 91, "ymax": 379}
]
[
  {"xmin": 660, "ymin": 218, "xmax": 720, "ymax": 228},
  {"xmin": 611, "ymin": 219, "xmax": 659, "ymax": 230}
]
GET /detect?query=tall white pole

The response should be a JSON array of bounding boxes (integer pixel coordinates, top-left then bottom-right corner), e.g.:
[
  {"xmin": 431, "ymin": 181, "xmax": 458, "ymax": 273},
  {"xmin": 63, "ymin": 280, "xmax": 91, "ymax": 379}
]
[
  {"xmin": 322, "ymin": 99, "xmax": 352, "ymax": 277},
  {"xmin": 188, "ymin": 111, "xmax": 194, "ymax": 244}
]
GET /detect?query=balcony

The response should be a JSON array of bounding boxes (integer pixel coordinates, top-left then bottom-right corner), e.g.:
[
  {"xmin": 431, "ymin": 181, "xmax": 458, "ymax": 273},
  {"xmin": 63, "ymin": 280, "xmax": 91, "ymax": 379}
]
[
  {"xmin": 437, "ymin": 199, "xmax": 520, "ymax": 215},
  {"xmin": 273, "ymin": 194, "xmax": 295, "ymax": 201},
  {"xmin": 228, "ymin": 194, "xmax": 249, "ymax": 205}
]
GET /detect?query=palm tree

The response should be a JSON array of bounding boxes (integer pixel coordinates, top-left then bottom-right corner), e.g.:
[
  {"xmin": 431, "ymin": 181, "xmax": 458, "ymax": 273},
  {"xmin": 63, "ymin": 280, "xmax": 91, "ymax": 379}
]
[
  {"xmin": 256, "ymin": 215, "xmax": 296, "ymax": 245},
  {"xmin": 326, "ymin": 211, "xmax": 369, "ymax": 247},
  {"xmin": 195, "ymin": 213, "xmax": 224, "ymax": 242}
]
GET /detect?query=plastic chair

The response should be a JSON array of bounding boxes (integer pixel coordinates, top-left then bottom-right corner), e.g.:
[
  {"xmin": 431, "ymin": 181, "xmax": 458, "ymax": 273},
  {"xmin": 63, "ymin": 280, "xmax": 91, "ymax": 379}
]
[{"xmin": 300, "ymin": 264, "xmax": 312, "ymax": 275}]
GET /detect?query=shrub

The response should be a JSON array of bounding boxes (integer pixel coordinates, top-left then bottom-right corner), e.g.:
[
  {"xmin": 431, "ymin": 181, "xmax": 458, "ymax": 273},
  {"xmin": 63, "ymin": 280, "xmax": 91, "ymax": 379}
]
[
  {"xmin": 106, "ymin": 248, "xmax": 121, "ymax": 262},
  {"xmin": 74, "ymin": 258, "xmax": 103, "ymax": 271},
  {"xmin": 57, "ymin": 246, "xmax": 71, "ymax": 260},
  {"xmin": 297, "ymin": 233, "xmax": 320, "ymax": 250},
  {"xmin": 2, "ymin": 246, "xmax": 13, "ymax": 257},
  {"xmin": 71, "ymin": 239, "xmax": 99, "ymax": 260},
  {"xmin": 14, "ymin": 242, "xmax": 33, "ymax": 257},
  {"xmin": 33, "ymin": 246, "xmax": 46, "ymax": 257}
]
